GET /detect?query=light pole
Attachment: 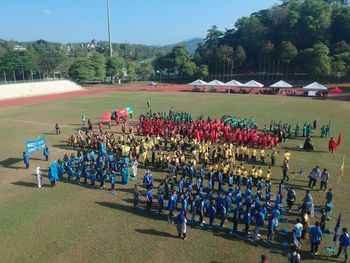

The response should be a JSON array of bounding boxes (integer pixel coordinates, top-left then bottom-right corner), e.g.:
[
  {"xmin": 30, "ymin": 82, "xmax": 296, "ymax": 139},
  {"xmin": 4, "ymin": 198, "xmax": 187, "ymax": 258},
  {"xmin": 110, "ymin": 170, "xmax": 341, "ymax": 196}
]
[{"xmin": 106, "ymin": 0, "xmax": 113, "ymax": 58}]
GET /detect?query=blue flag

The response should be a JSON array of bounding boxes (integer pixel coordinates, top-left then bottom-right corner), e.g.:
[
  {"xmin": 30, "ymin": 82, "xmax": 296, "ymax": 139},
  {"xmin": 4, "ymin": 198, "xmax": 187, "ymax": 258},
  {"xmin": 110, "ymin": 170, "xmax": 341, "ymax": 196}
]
[{"xmin": 333, "ymin": 213, "xmax": 341, "ymax": 242}]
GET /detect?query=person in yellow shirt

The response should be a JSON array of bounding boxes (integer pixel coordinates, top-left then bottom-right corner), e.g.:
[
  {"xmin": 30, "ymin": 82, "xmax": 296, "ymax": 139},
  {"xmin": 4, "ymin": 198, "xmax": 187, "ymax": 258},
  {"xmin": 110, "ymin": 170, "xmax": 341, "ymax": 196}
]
[
  {"xmin": 284, "ymin": 150, "xmax": 291, "ymax": 162},
  {"xmin": 271, "ymin": 149, "xmax": 278, "ymax": 166},
  {"xmin": 204, "ymin": 151, "xmax": 209, "ymax": 166},
  {"xmin": 240, "ymin": 163, "xmax": 245, "ymax": 171},
  {"xmin": 242, "ymin": 168, "xmax": 248, "ymax": 185},
  {"xmin": 260, "ymin": 149, "xmax": 266, "ymax": 164},
  {"xmin": 142, "ymin": 150, "xmax": 148, "ymax": 166},
  {"xmin": 257, "ymin": 166, "xmax": 263, "ymax": 179},
  {"xmin": 238, "ymin": 145, "xmax": 244, "ymax": 161},
  {"xmin": 243, "ymin": 145, "xmax": 248, "ymax": 160},
  {"xmin": 266, "ymin": 167, "xmax": 271, "ymax": 182},
  {"xmin": 251, "ymin": 148, "xmax": 257, "ymax": 162}
]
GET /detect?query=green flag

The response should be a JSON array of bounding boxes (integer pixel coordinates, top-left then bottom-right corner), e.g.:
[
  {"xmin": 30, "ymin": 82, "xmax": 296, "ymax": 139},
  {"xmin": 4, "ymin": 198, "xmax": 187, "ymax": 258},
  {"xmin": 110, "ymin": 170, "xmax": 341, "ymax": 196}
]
[{"xmin": 126, "ymin": 105, "xmax": 133, "ymax": 114}]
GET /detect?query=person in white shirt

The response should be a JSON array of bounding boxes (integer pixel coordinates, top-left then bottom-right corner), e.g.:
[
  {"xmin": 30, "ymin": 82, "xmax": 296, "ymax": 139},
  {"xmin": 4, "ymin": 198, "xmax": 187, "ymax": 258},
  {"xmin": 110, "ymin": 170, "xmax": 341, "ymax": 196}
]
[
  {"xmin": 308, "ymin": 166, "xmax": 321, "ymax": 189},
  {"xmin": 320, "ymin": 168, "xmax": 330, "ymax": 191},
  {"xmin": 132, "ymin": 159, "xmax": 138, "ymax": 178},
  {"xmin": 36, "ymin": 166, "xmax": 42, "ymax": 188},
  {"xmin": 293, "ymin": 218, "xmax": 303, "ymax": 246}
]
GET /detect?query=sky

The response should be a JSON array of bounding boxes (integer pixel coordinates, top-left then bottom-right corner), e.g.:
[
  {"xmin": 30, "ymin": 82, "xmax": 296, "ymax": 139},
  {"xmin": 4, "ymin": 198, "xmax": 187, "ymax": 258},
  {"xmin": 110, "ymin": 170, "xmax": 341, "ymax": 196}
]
[{"xmin": 0, "ymin": 0, "xmax": 279, "ymax": 45}]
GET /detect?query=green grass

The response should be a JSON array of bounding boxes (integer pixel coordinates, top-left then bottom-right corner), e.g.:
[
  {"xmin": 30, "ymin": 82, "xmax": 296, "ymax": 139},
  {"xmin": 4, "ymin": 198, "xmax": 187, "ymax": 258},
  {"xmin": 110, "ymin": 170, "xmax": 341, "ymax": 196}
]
[{"xmin": 0, "ymin": 92, "xmax": 349, "ymax": 263}]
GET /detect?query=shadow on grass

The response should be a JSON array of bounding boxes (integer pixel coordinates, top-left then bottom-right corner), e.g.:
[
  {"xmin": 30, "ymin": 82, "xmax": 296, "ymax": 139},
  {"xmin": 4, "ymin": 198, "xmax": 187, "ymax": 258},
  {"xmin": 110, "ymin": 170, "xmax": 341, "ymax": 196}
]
[
  {"xmin": 135, "ymin": 228, "xmax": 176, "ymax": 238},
  {"xmin": 95, "ymin": 201, "xmax": 167, "ymax": 222},
  {"xmin": 11, "ymin": 181, "xmax": 50, "ymax": 188},
  {"xmin": 0, "ymin": 157, "xmax": 43, "ymax": 170}
]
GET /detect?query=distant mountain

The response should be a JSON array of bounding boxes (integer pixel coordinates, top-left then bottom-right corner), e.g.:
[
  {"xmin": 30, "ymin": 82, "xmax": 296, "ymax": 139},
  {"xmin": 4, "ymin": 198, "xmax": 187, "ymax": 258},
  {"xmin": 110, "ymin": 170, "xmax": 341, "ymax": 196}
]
[{"xmin": 164, "ymin": 38, "xmax": 203, "ymax": 53}]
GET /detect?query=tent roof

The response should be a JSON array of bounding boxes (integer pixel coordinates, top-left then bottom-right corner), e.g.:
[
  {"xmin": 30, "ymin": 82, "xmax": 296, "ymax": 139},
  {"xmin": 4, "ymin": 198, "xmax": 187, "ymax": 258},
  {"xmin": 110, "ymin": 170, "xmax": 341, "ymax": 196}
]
[
  {"xmin": 188, "ymin": 79, "xmax": 207, "ymax": 86},
  {"xmin": 303, "ymin": 82, "xmax": 327, "ymax": 90},
  {"xmin": 225, "ymin": 80, "xmax": 244, "ymax": 86},
  {"xmin": 329, "ymin": 87, "xmax": 342, "ymax": 93},
  {"xmin": 207, "ymin": 80, "xmax": 225, "ymax": 86},
  {"xmin": 244, "ymin": 80, "xmax": 264, "ymax": 88},
  {"xmin": 270, "ymin": 80, "xmax": 293, "ymax": 88}
]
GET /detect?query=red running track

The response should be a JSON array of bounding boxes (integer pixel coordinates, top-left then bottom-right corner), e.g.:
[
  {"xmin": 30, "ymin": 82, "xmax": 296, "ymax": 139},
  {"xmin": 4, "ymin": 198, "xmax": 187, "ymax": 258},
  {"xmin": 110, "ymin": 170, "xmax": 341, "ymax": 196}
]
[{"xmin": 0, "ymin": 85, "xmax": 192, "ymax": 109}]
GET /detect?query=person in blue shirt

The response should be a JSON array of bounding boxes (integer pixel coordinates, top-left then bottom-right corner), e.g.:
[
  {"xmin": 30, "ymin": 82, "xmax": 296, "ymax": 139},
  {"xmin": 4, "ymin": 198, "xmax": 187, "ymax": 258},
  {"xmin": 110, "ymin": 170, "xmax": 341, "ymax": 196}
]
[
  {"xmin": 75, "ymin": 167, "xmax": 81, "ymax": 184},
  {"xmin": 90, "ymin": 167, "xmax": 96, "ymax": 187},
  {"xmin": 336, "ymin": 228, "xmax": 350, "ymax": 262},
  {"xmin": 90, "ymin": 151, "xmax": 95, "ymax": 162},
  {"xmin": 244, "ymin": 209, "xmax": 251, "ymax": 236},
  {"xmin": 99, "ymin": 168, "xmax": 107, "ymax": 188},
  {"xmin": 181, "ymin": 195, "xmax": 188, "ymax": 212},
  {"xmin": 219, "ymin": 206, "xmax": 227, "ymax": 228},
  {"xmin": 143, "ymin": 170, "xmax": 153, "ymax": 188},
  {"xmin": 67, "ymin": 165, "xmax": 74, "ymax": 181},
  {"xmin": 309, "ymin": 221, "xmax": 323, "ymax": 255},
  {"xmin": 326, "ymin": 188, "xmax": 334, "ymax": 203},
  {"xmin": 196, "ymin": 177, "xmax": 202, "ymax": 194},
  {"xmin": 232, "ymin": 207, "xmax": 240, "ymax": 232},
  {"xmin": 267, "ymin": 214, "xmax": 277, "ymax": 242},
  {"xmin": 109, "ymin": 169, "xmax": 116, "ymax": 190},
  {"xmin": 146, "ymin": 186, "xmax": 153, "ymax": 212},
  {"xmin": 254, "ymin": 209, "xmax": 265, "ymax": 240},
  {"xmin": 43, "ymin": 145, "xmax": 50, "ymax": 161},
  {"xmin": 121, "ymin": 163, "xmax": 128, "ymax": 185},
  {"xmin": 158, "ymin": 192, "xmax": 164, "ymax": 214},
  {"xmin": 198, "ymin": 197, "xmax": 205, "ymax": 226},
  {"xmin": 168, "ymin": 190, "xmax": 178, "ymax": 221},
  {"xmin": 23, "ymin": 151, "xmax": 29, "ymax": 169},
  {"xmin": 208, "ymin": 201, "xmax": 216, "ymax": 227}
]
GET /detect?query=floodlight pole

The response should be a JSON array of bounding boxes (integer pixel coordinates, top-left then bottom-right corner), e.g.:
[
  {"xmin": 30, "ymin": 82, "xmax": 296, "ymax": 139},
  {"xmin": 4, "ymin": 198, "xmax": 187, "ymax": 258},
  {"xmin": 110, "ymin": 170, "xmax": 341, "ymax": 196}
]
[{"xmin": 107, "ymin": 0, "xmax": 113, "ymax": 58}]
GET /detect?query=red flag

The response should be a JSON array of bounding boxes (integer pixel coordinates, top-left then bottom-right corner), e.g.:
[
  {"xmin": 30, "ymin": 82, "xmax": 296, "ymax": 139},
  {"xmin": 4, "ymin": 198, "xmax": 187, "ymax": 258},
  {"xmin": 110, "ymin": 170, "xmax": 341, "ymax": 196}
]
[
  {"xmin": 337, "ymin": 133, "xmax": 342, "ymax": 146},
  {"xmin": 101, "ymin": 111, "xmax": 111, "ymax": 122},
  {"xmin": 117, "ymin": 108, "xmax": 128, "ymax": 117}
]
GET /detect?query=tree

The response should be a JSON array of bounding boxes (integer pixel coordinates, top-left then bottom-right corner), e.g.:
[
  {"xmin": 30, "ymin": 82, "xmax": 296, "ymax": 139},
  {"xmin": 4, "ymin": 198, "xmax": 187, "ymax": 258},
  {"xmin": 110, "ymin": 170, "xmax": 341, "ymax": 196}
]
[
  {"xmin": 127, "ymin": 61, "xmax": 139, "ymax": 81},
  {"xmin": 279, "ymin": 41, "xmax": 298, "ymax": 61},
  {"xmin": 106, "ymin": 57, "xmax": 124, "ymax": 79},
  {"xmin": 196, "ymin": 64, "xmax": 209, "ymax": 78},
  {"xmin": 261, "ymin": 41, "xmax": 275, "ymax": 59},
  {"xmin": 180, "ymin": 61, "xmax": 197, "ymax": 77},
  {"xmin": 68, "ymin": 58, "xmax": 95, "ymax": 82},
  {"xmin": 137, "ymin": 62, "xmax": 153, "ymax": 80},
  {"xmin": 299, "ymin": 42, "xmax": 331, "ymax": 77},
  {"xmin": 233, "ymin": 46, "xmax": 246, "ymax": 67},
  {"xmin": 91, "ymin": 53, "xmax": 106, "ymax": 81},
  {"xmin": 218, "ymin": 45, "xmax": 234, "ymax": 63}
]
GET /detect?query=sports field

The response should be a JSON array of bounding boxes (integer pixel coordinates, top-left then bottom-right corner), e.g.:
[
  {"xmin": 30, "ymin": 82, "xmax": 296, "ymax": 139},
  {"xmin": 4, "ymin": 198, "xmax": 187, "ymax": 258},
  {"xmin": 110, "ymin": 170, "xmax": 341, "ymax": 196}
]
[{"xmin": 0, "ymin": 91, "xmax": 349, "ymax": 263}]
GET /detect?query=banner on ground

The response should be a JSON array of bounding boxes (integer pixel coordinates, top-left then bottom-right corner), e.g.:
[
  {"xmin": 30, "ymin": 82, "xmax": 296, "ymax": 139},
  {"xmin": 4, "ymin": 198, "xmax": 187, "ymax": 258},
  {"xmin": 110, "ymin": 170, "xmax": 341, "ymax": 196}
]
[{"xmin": 26, "ymin": 137, "xmax": 46, "ymax": 154}]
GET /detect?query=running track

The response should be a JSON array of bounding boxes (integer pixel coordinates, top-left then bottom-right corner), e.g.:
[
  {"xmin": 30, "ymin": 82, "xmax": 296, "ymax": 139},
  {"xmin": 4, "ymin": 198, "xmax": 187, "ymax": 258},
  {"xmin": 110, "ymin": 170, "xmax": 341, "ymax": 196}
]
[
  {"xmin": 0, "ymin": 85, "xmax": 191, "ymax": 109},
  {"xmin": 0, "ymin": 85, "xmax": 349, "ymax": 109}
]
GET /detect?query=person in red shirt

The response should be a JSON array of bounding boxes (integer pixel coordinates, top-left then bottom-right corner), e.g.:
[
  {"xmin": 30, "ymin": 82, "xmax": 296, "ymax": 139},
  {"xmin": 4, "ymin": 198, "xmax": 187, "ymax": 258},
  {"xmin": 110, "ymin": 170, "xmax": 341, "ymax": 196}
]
[{"xmin": 328, "ymin": 137, "xmax": 337, "ymax": 153}]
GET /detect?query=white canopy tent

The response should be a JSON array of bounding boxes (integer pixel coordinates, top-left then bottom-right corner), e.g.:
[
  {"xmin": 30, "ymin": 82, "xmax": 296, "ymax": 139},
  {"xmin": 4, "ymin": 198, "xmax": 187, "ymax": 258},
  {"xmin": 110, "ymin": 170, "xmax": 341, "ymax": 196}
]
[
  {"xmin": 207, "ymin": 80, "xmax": 225, "ymax": 86},
  {"xmin": 303, "ymin": 82, "xmax": 328, "ymax": 90},
  {"xmin": 188, "ymin": 79, "xmax": 208, "ymax": 86},
  {"xmin": 244, "ymin": 80, "xmax": 264, "ymax": 88},
  {"xmin": 270, "ymin": 80, "xmax": 293, "ymax": 88},
  {"xmin": 225, "ymin": 80, "xmax": 244, "ymax": 86}
]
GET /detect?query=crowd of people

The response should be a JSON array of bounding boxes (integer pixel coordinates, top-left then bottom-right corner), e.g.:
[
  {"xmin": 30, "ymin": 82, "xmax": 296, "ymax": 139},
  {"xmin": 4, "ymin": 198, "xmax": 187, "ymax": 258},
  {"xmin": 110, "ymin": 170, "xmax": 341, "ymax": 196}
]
[{"xmin": 31, "ymin": 108, "xmax": 348, "ymax": 263}]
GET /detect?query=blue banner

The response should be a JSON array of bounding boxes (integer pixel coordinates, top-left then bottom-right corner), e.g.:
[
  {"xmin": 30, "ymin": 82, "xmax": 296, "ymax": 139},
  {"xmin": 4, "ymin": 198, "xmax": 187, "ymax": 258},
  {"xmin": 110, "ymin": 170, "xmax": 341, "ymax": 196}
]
[{"xmin": 26, "ymin": 137, "xmax": 46, "ymax": 154}]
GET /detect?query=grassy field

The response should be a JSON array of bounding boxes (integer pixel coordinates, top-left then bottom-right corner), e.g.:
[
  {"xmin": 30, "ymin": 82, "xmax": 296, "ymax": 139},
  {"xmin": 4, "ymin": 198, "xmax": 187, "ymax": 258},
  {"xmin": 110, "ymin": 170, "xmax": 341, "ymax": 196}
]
[{"xmin": 0, "ymin": 92, "xmax": 349, "ymax": 263}]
